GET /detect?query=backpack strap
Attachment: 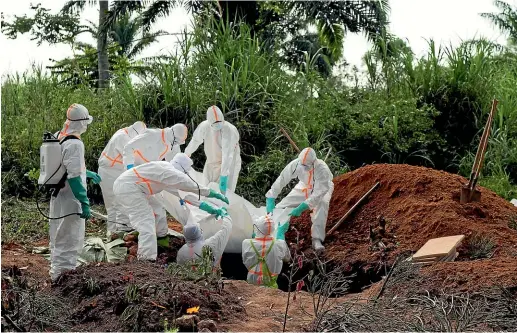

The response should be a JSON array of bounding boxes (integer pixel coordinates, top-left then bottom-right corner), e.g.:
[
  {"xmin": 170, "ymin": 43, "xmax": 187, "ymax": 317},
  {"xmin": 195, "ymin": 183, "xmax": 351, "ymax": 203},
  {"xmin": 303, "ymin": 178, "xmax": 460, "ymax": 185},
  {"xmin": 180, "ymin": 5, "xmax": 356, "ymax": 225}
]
[{"xmin": 51, "ymin": 135, "xmax": 81, "ymax": 197}]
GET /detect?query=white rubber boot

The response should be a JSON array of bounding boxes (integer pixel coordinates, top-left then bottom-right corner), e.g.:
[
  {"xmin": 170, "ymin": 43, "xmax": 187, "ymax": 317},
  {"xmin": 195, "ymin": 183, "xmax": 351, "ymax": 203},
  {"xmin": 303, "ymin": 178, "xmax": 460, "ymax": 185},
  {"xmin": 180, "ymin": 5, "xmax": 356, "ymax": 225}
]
[{"xmin": 312, "ymin": 239, "xmax": 325, "ymax": 254}]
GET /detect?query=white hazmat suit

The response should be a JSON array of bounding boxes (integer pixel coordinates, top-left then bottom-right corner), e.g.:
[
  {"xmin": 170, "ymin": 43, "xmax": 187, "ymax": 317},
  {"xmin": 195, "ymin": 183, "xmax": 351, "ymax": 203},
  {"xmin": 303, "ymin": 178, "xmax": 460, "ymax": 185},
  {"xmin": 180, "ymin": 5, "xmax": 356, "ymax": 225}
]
[
  {"xmin": 49, "ymin": 104, "xmax": 93, "ymax": 281},
  {"xmin": 177, "ymin": 216, "xmax": 233, "ymax": 268},
  {"xmin": 113, "ymin": 158, "xmax": 222, "ymax": 261},
  {"xmin": 266, "ymin": 147, "xmax": 334, "ymax": 252},
  {"xmin": 98, "ymin": 121, "xmax": 147, "ymax": 232},
  {"xmin": 122, "ymin": 124, "xmax": 188, "ymax": 234},
  {"xmin": 122, "ymin": 124, "xmax": 188, "ymax": 167},
  {"xmin": 242, "ymin": 215, "xmax": 290, "ymax": 288},
  {"xmin": 184, "ymin": 106, "xmax": 241, "ymax": 194}
]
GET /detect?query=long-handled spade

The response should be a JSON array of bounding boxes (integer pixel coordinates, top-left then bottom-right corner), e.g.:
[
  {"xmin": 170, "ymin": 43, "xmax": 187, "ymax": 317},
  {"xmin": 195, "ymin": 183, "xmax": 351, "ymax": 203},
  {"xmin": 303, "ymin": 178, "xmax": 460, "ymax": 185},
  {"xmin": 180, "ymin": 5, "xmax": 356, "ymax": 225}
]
[{"xmin": 460, "ymin": 99, "xmax": 498, "ymax": 204}]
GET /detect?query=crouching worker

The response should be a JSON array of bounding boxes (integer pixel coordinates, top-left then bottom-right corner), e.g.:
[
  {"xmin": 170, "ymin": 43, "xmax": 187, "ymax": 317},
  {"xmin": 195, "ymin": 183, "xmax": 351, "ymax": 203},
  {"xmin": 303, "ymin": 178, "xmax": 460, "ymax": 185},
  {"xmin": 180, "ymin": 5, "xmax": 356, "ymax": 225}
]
[
  {"xmin": 113, "ymin": 153, "xmax": 229, "ymax": 261},
  {"xmin": 265, "ymin": 147, "xmax": 334, "ymax": 253},
  {"xmin": 177, "ymin": 212, "xmax": 232, "ymax": 269},
  {"xmin": 242, "ymin": 215, "xmax": 290, "ymax": 288},
  {"xmin": 50, "ymin": 104, "xmax": 99, "ymax": 282}
]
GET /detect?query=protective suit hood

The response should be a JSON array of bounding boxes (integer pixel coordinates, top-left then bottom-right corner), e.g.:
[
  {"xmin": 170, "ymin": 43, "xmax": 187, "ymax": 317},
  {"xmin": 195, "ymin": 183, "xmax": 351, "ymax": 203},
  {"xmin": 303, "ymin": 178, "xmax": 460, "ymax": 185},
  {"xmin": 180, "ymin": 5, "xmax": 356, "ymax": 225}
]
[
  {"xmin": 171, "ymin": 153, "xmax": 193, "ymax": 173},
  {"xmin": 183, "ymin": 223, "xmax": 203, "ymax": 243},
  {"xmin": 171, "ymin": 124, "xmax": 188, "ymax": 145},
  {"xmin": 254, "ymin": 215, "xmax": 275, "ymax": 237},
  {"xmin": 128, "ymin": 121, "xmax": 147, "ymax": 139},
  {"xmin": 61, "ymin": 103, "xmax": 92, "ymax": 136},
  {"xmin": 206, "ymin": 105, "xmax": 224, "ymax": 131},
  {"xmin": 298, "ymin": 147, "xmax": 317, "ymax": 168}
]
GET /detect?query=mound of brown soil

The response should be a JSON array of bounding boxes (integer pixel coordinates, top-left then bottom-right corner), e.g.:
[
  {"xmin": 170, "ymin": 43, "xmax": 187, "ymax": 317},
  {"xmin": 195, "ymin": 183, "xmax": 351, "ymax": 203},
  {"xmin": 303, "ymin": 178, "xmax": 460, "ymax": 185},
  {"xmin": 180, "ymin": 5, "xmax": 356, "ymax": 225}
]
[
  {"xmin": 286, "ymin": 164, "xmax": 517, "ymax": 291},
  {"xmin": 34, "ymin": 262, "xmax": 244, "ymax": 332}
]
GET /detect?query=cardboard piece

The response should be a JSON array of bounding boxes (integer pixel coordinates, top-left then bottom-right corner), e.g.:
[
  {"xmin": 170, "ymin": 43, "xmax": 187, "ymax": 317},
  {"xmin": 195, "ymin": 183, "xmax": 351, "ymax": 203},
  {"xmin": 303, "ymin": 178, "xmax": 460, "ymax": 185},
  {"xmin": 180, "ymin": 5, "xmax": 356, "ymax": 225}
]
[{"xmin": 412, "ymin": 235, "xmax": 465, "ymax": 260}]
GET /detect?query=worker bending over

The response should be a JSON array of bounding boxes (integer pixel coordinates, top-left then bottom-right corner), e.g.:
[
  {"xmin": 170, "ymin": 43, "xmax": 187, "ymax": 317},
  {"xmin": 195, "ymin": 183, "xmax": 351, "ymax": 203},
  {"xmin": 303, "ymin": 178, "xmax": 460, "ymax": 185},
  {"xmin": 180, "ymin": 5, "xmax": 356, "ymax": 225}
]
[
  {"xmin": 113, "ymin": 154, "xmax": 229, "ymax": 261},
  {"xmin": 242, "ymin": 215, "xmax": 290, "ymax": 288},
  {"xmin": 265, "ymin": 147, "xmax": 334, "ymax": 253},
  {"xmin": 98, "ymin": 121, "xmax": 147, "ymax": 233},
  {"xmin": 122, "ymin": 123, "xmax": 188, "ymax": 239},
  {"xmin": 50, "ymin": 104, "xmax": 100, "ymax": 281},
  {"xmin": 184, "ymin": 105, "xmax": 241, "ymax": 194},
  {"xmin": 123, "ymin": 123, "xmax": 188, "ymax": 168}
]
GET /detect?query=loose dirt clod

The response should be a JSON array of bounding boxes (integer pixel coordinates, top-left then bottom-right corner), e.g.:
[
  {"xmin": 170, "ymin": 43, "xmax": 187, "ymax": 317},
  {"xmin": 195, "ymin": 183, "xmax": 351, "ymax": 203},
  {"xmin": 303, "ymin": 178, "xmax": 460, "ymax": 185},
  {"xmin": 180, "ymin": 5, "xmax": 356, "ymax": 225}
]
[
  {"xmin": 2, "ymin": 261, "xmax": 245, "ymax": 332},
  {"xmin": 286, "ymin": 164, "xmax": 517, "ymax": 292}
]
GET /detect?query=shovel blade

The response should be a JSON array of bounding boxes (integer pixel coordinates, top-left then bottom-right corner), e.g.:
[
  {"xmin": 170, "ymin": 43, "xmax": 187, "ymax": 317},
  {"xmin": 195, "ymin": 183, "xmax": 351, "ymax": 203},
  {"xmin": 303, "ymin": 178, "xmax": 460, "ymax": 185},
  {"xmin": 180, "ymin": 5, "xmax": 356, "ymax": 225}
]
[{"xmin": 460, "ymin": 186, "xmax": 481, "ymax": 203}]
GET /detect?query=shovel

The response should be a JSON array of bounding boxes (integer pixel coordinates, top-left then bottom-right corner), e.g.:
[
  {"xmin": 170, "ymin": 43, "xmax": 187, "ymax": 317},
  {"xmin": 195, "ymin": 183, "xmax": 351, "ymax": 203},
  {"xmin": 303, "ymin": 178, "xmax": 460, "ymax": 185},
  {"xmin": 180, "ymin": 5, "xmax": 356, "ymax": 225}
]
[{"xmin": 460, "ymin": 99, "xmax": 498, "ymax": 204}]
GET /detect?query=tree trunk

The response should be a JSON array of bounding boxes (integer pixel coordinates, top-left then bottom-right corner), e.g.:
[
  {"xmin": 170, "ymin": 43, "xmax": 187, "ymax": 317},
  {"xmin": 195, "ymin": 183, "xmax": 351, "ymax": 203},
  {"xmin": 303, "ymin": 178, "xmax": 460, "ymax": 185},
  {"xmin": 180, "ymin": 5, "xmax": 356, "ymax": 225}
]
[{"xmin": 97, "ymin": 0, "xmax": 109, "ymax": 89}]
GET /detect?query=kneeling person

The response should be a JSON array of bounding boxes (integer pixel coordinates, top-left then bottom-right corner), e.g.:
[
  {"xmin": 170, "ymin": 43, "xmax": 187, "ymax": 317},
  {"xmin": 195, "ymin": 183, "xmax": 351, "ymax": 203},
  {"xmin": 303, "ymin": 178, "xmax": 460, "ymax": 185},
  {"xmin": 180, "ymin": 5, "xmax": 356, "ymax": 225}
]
[
  {"xmin": 113, "ymin": 154, "xmax": 228, "ymax": 261},
  {"xmin": 242, "ymin": 215, "xmax": 290, "ymax": 288},
  {"xmin": 177, "ymin": 212, "xmax": 232, "ymax": 269}
]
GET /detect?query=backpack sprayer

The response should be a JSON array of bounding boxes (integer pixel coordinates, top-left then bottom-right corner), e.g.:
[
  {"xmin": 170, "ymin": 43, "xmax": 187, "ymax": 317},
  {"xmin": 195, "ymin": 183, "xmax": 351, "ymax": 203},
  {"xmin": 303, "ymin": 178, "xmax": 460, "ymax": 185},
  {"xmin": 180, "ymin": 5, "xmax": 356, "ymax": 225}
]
[{"xmin": 35, "ymin": 131, "xmax": 82, "ymax": 219}]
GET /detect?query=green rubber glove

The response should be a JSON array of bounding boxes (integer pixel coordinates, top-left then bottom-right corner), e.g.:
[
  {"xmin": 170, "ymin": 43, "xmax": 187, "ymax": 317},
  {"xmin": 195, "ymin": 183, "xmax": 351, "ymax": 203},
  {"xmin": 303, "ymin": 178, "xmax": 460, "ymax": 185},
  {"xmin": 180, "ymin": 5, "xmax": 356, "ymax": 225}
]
[
  {"xmin": 266, "ymin": 197, "xmax": 275, "ymax": 214},
  {"xmin": 157, "ymin": 235, "xmax": 169, "ymax": 248},
  {"xmin": 289, "ymin": 202, "xmax": 310, "ymax": 217},
  {"xmin": 86, "ymin": 170, "xmax": 102, "ymax": 184},
  {"xmin": 208, "ymin": 189, "xmax": 229, "ymax": 204},
  {"xmin": 276, "ymin": 222, "xmax": 290, "ymax": 240},
  {"xmin": 199, "ymin": 201, "xmax": 226, "ymax": 218},
  {"xmin": 68, "ymin": 176, "xmax": 91, "ymax": 220},
  {"xmin": 219, "ymin": 175, "xmax": 228, "ymax": 194}
]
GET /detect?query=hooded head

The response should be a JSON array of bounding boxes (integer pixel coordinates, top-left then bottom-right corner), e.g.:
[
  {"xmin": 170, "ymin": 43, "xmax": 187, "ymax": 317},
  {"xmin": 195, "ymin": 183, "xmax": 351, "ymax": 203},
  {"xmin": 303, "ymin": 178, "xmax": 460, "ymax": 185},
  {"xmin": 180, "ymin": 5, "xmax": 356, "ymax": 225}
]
[
  {"xmin": 171, "ymin": 123, "xmax": 188, "ymax": 145},
  {"xmin": 183, "ymin": 223, "xmax": 203, "ymax": 243},
  {"xmin": 171, "ymin": 153, "xmax": 193, "ymax": 173},
  {"xmin": 128, "ymin": 121, "xmax": 147, "ymax": 139},
  {"xmin": 206, "ymin": 105, "xmax": 224, "ymax": 131},
  {"xmin": 298, "ymin": 147, "xmax": 317, "ymax": 171},
  {"xmin": 254, "ymin": 214, "xmax": 275, "ymax": 237},
  {"xmin": 61, "ymin": 104, "xmax": 92, "ymax": 136}
]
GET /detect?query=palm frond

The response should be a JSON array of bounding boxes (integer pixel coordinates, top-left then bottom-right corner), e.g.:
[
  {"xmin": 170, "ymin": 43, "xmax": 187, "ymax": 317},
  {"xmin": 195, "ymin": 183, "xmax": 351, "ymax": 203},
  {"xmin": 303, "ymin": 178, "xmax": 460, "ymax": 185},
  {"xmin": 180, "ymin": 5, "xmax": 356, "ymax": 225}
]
[
  {"xmin": 317, "ymin": 21, "xmax": 344, "ymax": 61},
  {"xmin": 481, "ymin": 1, "xmax": 517, "ymax": 39},
  {"xmin": 61, "ymin": 0, "xmax": 97, "ymax": 14},
  {"xmin": 127, "ymin": 29, "xmax": 168, "ymax": 58},
  {"xmin": 102, "ymin": 0, "xmax": 149, "ymax": 35},
  {"xmin": 141, "ymin": 0, "xmax": 185, "ymax": 32}
]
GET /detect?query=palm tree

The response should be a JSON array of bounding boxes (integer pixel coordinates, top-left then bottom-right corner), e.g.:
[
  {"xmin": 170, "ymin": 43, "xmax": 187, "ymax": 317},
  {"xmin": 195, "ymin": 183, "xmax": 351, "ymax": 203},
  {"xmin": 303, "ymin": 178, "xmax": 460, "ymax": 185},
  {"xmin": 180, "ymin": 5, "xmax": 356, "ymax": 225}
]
[
  {"xmin": 109, "ymin": 13, "xmax": 167, "ymax": 59},
  {"xmin": 102, "ymin": 0, "xmax": 390, "ymax": 76},
  {"xmin": 481, "ymin": 0, "xmax": 517, "ymax": 46},
  {"xmin": 48, "ymin": 13, "xmax": 164, "ymax": 87},
  {"xmin": 62, "ymin": 0, "xmax": 111, "ymax": 89}
]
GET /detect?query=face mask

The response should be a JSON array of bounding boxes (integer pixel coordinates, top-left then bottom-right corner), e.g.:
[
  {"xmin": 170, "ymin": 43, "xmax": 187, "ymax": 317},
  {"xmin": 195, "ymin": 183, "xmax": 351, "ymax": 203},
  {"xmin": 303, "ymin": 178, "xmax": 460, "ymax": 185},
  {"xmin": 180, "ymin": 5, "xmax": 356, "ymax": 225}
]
[
  {"xmin": 211, "ymin": 122, "xmax": 223, "ymax": 131},
  {"xmin": 78, "ymin": 121, "xmax": 88, "ymax": 135},
  {"xmin": 301, "ymin": 164, "xmax": 312, "ymax": 172}
]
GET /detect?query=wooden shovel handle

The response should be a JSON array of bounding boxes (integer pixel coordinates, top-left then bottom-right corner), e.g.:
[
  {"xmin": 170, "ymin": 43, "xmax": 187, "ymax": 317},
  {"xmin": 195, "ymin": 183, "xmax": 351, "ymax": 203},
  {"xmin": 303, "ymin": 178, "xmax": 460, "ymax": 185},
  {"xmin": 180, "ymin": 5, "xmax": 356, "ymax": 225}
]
[
  {"xmin": 327, "ymin": 182, "xmax": 380, "ymax": 235},
  {"xmin": 468, "ymin": 99, "xmax": 498, "ymax": 188},
  {"xmin": 473, "ymin": 99, "xmax": 498, "ymax": 182},
  {"xmin": 280, "ymin": 127, "xmax": 301, "ymax": 153}
]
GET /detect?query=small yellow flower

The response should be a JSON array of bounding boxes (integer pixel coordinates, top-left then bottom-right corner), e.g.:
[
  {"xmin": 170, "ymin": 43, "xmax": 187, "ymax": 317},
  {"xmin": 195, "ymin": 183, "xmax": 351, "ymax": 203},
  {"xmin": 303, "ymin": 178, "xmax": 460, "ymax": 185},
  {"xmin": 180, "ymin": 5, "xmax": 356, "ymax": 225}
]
[{"xmin": 186, "ymin": 306, "xmax": 200, "ymax": 314}]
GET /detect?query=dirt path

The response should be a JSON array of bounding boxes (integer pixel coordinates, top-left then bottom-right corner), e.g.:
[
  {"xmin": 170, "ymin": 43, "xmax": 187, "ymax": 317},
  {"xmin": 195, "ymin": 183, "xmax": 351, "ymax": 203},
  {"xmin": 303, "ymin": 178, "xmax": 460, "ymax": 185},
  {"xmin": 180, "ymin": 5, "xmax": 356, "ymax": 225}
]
[
  {"xmin": 1, "ymin": 243, "xmax": 51, "ymax": 286},
  {"xmin": 220, "ymin": 280, "xmax": 369, "ymax": 331}
]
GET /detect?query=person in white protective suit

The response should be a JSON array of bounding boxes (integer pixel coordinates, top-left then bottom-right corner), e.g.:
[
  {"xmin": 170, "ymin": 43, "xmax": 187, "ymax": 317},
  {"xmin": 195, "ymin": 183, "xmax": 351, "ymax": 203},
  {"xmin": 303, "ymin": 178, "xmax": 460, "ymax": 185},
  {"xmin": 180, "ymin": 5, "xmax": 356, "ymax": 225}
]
[
  {"xmin": 265, "ymin": 147, "xmax": 334, "ymax": 253},
  {"xmin": 50, "ymin": 104, "xmax": 101, "ymax": 281},
  {"xmin": 177, "ymin": 216, "xmax": 232, "ymax": 269},
  {"xmin": 122, "ymin": 123, "xmax": 188, "ymax": 239},
  {"xmin": 242, "ymin": 215, "xmax": 290, "ymax": 288},
  {"xmin": 98, "ymin": 121, "xmax": 147, "ymax": 233},
  {"xmin": 113, "ymin": 154, "xmax": 229, "ymax": 261},
  {"xmin": 184, "ymin": 105, "xmax": 241, "ymax": 195}
]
